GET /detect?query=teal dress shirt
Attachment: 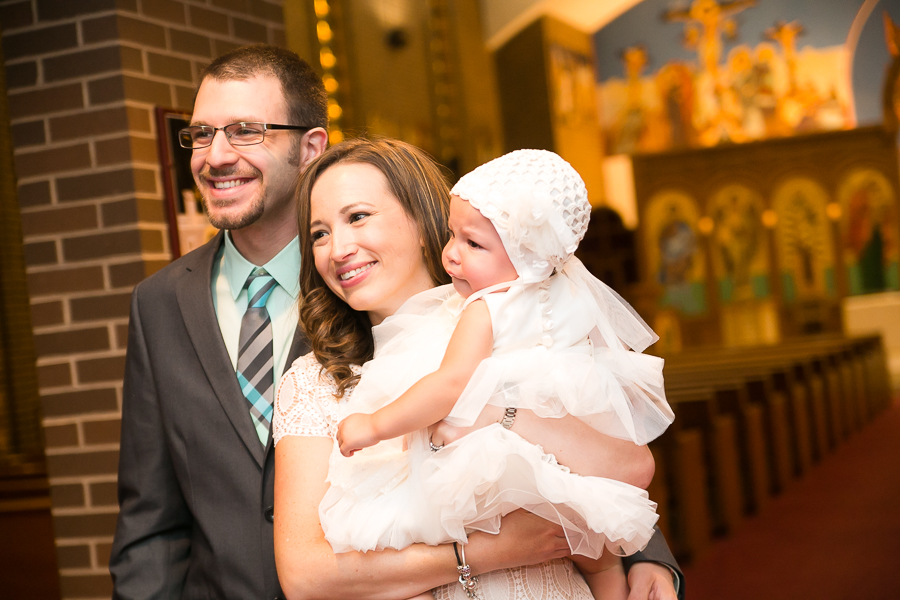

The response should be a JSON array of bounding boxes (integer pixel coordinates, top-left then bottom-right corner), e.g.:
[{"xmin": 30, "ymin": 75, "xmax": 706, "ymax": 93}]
[{"xmin": 211, "ymin": 233, "xmax": 301, "ymax": 399}]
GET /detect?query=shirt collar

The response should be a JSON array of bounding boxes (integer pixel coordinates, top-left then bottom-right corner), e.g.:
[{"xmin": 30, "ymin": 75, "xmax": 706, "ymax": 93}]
[{"xmin": 222, "ymin": 232, "xmax": 301, "ymax": 300}]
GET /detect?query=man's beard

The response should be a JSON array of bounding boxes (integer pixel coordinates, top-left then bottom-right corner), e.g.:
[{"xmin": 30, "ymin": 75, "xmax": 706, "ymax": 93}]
[
  {"xmin": 200, "ymin": 166, "xmax": 266, "ymax": 230},
  {"xmin": 198, "ymin": 141, "xmax": 301, "ymax": 230},
  {"xmin": 202, "ymin": 192, "xmax": 265, "ymax": 230}
]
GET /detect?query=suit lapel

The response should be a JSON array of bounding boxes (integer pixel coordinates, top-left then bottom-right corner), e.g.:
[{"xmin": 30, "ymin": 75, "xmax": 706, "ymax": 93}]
[
  {"xmin": 176, "ymin": 232, "xmax": 266, "ymax": 468},
  {"xmin": 286, "ymin": 326, "xmax": 311, "ymax": 365},
  {"xmin": 263, "ymin": 325, "xmax": 311, "ymax": 458}
]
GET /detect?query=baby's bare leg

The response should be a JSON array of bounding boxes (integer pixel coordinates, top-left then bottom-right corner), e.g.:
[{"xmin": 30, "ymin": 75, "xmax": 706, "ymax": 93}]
[
  {"xmin": 404, "ymin": 592, "xmax": 435, "ymax": 600},
  {"xmin": 572, "ymin": 552, "xmax": 629, "ymax": 600}
]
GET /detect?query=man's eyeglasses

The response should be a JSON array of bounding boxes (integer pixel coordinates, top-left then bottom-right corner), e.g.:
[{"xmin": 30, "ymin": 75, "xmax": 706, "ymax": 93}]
[{"xmin": 178, "ymin": 122, "xmax": 313, "ymax": 149}]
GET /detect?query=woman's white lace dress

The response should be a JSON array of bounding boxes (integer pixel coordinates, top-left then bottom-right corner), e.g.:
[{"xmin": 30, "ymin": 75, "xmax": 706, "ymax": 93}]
[{"xmin": 274, "ymin": 352, "xmax": 594, "ymax": 600}]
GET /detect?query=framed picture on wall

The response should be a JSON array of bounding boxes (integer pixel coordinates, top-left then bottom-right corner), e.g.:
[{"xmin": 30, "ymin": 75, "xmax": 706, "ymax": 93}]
[{"xmin": 155, "ymin": 107, "xmax": 218, "ymax": 259}]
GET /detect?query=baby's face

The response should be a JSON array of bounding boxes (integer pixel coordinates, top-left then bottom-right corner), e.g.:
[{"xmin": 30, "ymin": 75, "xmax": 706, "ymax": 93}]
[{"xmin": 442, "ymin": 195, "xmax": 519, "ymax": 298}]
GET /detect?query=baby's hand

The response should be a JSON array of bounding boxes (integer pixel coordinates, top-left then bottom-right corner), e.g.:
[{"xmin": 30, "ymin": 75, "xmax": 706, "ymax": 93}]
[{"xmin": 336, "ymin": 413, "xmax": 379, "ymax": 456}]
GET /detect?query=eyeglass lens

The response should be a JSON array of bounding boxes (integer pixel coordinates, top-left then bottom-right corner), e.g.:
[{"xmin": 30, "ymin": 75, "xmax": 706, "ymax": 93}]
[{"xmin": 179, "ymin": 123, "xmax": 267, "ymax": 149}]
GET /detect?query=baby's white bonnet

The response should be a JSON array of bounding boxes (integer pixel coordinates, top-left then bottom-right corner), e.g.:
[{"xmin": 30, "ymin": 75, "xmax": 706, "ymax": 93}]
[{"xmin": 450, "ymin": 149, "xmax": 591, "ymax": 282}]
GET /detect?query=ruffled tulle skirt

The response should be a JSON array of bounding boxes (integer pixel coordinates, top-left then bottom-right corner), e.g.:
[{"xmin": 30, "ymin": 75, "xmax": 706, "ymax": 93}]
[{"xmin": 321, "ymin": 425, "xmax": 658, "ymax": 558}]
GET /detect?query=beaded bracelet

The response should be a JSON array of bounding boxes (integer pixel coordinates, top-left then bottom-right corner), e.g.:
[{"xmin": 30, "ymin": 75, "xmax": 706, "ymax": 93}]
[{"xmin": 453, "ymin": 542, "xmax": 478, "ymax": 598}]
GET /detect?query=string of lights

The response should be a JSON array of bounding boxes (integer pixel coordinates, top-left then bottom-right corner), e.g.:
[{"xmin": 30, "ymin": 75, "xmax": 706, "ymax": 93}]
[{"xmin": 314, "ymin": 0, "xmax": 345, "ymax": 144}]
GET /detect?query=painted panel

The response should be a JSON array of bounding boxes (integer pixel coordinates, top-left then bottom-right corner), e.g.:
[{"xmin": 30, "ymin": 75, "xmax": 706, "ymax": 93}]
[
  {"xmin": 837, "ymin": 167, "xmax": 900, "ymax": 294},
  {"xmin": 772, "ymin": 177, "xmax": 835, "ymax": 301},
  {"xmin": 707, "ymin": 183, "xmax": 770, "ymax": 303},
  {"xmin": 645, "ymin": 190, "xmax": 707, "ymax": 314}
]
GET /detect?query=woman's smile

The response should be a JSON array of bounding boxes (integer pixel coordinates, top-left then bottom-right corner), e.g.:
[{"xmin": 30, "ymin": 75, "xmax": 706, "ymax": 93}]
[{"xmin": 337, "ymin": 261, "xmax": 376, "ymax": 285}]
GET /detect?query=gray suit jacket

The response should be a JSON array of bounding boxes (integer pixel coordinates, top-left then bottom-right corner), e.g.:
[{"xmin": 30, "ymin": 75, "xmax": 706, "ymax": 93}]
[
  {"xmin": 109, "ymin": 232, "xmax": 683, "ymax": 599},
  {"xmin": 110, "ymin": 232, "xmax": 307, "ymax": 600}
]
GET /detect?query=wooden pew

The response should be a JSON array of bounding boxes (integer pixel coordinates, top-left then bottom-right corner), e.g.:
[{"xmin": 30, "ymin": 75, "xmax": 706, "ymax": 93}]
[
  {"xmin": 646, "ymin": 334, "xmax": 889, "ymax": 563},
  {"xmin": 665, "ymin": 358, "xmax": 800, "ymax": 493}
]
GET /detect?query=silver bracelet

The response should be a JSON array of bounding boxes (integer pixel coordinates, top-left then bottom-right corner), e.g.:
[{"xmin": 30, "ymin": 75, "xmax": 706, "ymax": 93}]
[
  {"xmin": 453, "ymin": 542, "xmax": 478, "ymax": 598},
  {"xmin": 500, "ymin": 407, "xmax": 517, "ymax": 430}
]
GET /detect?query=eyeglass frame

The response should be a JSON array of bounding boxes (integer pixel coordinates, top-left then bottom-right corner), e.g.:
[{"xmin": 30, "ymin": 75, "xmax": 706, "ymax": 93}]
[{"xmin": 178, "ymin": 121, "xmax": 315, "ymax": 149}]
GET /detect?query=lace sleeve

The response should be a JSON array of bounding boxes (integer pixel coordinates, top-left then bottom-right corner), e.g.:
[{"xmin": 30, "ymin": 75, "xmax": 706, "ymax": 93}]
[{"xmin": 273, "ymin": 354, "xmax": 346, "ymax": 445}]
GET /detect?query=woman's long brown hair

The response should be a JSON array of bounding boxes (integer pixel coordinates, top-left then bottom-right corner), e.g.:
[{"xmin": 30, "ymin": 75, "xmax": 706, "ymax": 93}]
[{"xmin": 297, "ymin": 137, "xmax": 452, "ymax": 397}]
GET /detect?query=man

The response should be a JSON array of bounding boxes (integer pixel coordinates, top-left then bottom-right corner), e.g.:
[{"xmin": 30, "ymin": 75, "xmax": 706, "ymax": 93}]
[
  {"xmin": 110, "ymin": 44, "xmax": 683, "ymax": 599},
  {"xmin": 110, "ymin": 45, "xmax": 328, "ymax": 599}
]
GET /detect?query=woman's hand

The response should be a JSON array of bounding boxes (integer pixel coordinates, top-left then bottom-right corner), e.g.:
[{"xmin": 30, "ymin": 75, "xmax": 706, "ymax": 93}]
[
  {"xmin": 429, "ymin": 405, "xmax": 503, "ymax": 447},
  {"xmin": 465, "ymin": 509, "xmax": 571, "ymax": 574}
]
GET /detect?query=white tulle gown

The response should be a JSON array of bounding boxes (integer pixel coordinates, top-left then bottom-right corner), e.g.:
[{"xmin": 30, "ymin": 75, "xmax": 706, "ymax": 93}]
[{"xmin": 318, "ymin": 274, "xmax": 674, "ymax": 561}]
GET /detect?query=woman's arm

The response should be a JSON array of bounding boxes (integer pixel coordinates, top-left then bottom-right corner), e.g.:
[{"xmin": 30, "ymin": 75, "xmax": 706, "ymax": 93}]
[
  {"xmin": 431, "ymin": 407, "xmax": 655, "ymax": 489},
  {"xmin": 275, "ymin": 434, "xmax": 571, "ymax": 600},
  {"xmin": 337, "ymin": 301, "xmax": 493, "ymax": 455}
]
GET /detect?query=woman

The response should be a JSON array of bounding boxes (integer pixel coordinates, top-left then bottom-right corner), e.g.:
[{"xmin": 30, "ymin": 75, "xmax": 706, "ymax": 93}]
[{"xmin": 273, "ymin": 138, "xmax": 656, "ymax": 600}]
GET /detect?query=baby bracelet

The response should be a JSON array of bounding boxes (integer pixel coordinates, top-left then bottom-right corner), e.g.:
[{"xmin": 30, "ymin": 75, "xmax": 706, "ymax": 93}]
[
  {"xmin": 500, "ymin": 407, "xmax": 517, "ymax": 430},
  {"xmin": 453, "ymin": 542, "xmax": 479, "ymax": 598}
]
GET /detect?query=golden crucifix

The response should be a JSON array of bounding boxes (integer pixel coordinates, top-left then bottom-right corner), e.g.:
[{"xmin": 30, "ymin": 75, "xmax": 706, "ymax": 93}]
[{"xmin": 664, "ymin": 0, "xmax": 757, "ymax": 80}]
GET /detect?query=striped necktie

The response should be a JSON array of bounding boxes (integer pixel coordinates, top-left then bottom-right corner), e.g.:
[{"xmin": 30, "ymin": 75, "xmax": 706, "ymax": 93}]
[{"xmin": 237, "ymin": 268, "xmax": 277, "ymax": 445}]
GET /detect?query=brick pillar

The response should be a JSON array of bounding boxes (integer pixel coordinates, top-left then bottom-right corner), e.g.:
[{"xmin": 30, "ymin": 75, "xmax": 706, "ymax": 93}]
[{"xmin": 1, "ymin": 1, "xmax": 286, "ymax": 597}]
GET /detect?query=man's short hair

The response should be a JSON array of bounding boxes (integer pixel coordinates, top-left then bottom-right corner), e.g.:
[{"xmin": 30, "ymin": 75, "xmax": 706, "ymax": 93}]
[{"xmin": 199, "ymin": 44, "xmax": 328, "ymax": 131}]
